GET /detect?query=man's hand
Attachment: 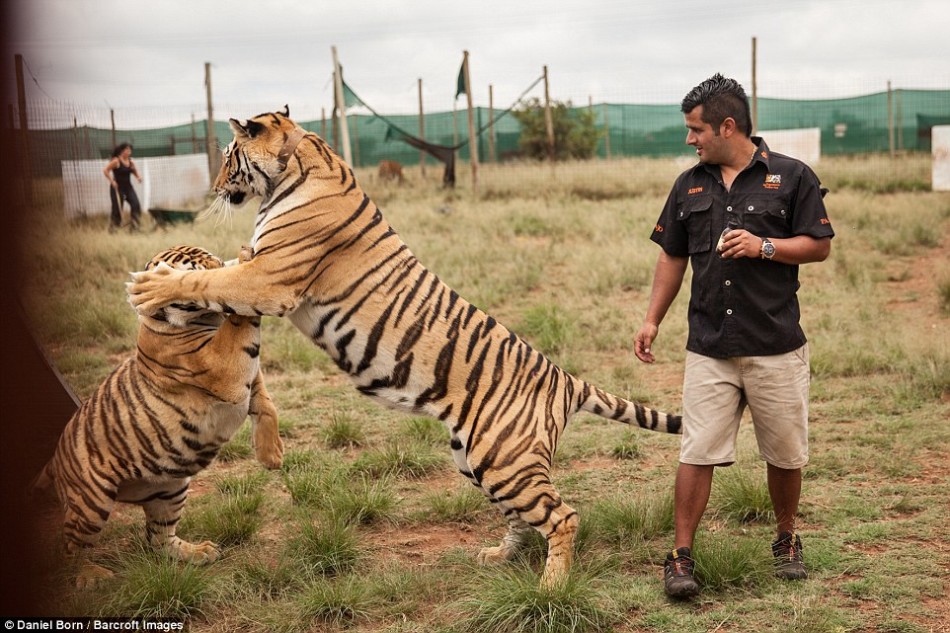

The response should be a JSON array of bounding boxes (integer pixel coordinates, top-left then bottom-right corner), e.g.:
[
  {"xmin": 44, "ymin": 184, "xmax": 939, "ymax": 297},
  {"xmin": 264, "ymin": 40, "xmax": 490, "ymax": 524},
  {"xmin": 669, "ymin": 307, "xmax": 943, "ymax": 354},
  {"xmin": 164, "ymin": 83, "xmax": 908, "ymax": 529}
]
[
  {"xmin": 718, "ymin": 229, "xmax": 763, "ymax": 259},
  {"xmin": 634, "ymin": 322, "xmax": 659, "ymax": 364}
]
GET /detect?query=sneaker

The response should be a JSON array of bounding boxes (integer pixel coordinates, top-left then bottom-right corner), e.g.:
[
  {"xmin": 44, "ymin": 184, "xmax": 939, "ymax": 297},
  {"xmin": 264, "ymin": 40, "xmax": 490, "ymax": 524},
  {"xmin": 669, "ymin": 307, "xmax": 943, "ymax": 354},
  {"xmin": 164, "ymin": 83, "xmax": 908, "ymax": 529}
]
[
  {"xmin": 772, "ymin": 531, "xmax": 807, "ymax": 580},
  {"xmin": 664, "ymin": 546, "xmax": 700, "ymax": 598}
]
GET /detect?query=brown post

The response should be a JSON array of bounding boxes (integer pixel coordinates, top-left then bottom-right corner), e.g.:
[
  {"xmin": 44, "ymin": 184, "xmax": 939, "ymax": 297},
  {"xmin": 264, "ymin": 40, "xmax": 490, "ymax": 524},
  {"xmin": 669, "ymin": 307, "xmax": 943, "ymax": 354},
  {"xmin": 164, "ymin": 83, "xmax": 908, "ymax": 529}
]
[
  {"xmin": 463, "ymin": 50, "xmax": 478, "ymax": 193},
  {"xmin": 351, "ymin": 114, "xmax": 360, "ymax": 167},
  {"xmin": 543, "ymin": 65, "xmax": 555, "ymax": 163},
  {"xmin": 14, "ymin": 54, "xmax": 32, "ymax": 205},
  {"xmin": 602, "ymin": 103, "xmax": 611, "ymax": 160},
  {"xmin": 488, "ymin": 84, "xmax": 496, "ymax": 163},
  {"xmin": 418, "ymin": 78, "xmax": 426, "ymax": 177},
  {"xmin": 204, "ymin": 62, "xmax": 219, "ymax": 179},
  {"xmin": 751, "ymin": 37, "xmax": 758, "ymax": 134},
  {"xmin": 71, "ymin": 117, "xmax": 79, "ymax": 161},
  {"xmin": 896, "ymin": 89, "xmax": 903, "ymax": 151},
  {"xmin": 331, "ymin": 46, "xmax": 353, "ymax": 164},
  {"xmin": 887, "ymin": 80, "xmax": 894, "ymax": 157}
]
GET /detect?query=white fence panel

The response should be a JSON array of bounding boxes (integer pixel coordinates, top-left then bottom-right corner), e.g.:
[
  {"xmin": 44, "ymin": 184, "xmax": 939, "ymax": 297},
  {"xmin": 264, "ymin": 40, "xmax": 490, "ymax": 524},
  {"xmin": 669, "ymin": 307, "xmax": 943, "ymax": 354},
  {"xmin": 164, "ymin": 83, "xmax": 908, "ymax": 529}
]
[
  {"xmin": 932, "ymin": 125, "xmax": 950, "ymax": 192},
  {"xmin": 759, "ymin": 128, "xmax": 821, "ymax": 166},
  {"xmin": 61, "ymin": 154, "xmax": 209, "ymax": 219}
]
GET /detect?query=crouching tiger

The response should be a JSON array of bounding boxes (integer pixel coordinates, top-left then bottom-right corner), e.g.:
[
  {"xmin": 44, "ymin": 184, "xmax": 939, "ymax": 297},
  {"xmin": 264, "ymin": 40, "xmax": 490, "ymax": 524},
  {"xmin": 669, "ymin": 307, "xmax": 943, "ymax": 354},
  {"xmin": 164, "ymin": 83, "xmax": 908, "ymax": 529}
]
[
  {"xmin": 35, "ymin": 245, "xmax": 283, "ymax": 589},
  {"xmin": 128, "ymin": 107, "xmax": 681, "ymax": 588}
]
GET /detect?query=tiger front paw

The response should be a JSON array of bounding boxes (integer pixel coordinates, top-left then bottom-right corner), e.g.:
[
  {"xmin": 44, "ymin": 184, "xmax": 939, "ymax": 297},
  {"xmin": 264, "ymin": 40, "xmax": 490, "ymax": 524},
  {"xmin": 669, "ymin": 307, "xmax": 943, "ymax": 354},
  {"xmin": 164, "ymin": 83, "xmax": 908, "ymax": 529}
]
[
  {"xmin": 126, "ymin": 262, "xmax": 185, "ymax": 316},
  {"xmin": 255, "ymin": 434, "xmax": 284, "ymax": 470}
]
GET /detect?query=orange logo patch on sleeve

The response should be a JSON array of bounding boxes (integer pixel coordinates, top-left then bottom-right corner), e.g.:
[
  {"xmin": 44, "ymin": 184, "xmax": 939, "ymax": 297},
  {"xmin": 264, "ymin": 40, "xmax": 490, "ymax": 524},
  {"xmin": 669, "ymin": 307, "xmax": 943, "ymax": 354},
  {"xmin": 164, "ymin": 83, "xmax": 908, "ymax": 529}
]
[{"xmin": 654, "ymin": 224, "xmax": 664, "ymax": 233}]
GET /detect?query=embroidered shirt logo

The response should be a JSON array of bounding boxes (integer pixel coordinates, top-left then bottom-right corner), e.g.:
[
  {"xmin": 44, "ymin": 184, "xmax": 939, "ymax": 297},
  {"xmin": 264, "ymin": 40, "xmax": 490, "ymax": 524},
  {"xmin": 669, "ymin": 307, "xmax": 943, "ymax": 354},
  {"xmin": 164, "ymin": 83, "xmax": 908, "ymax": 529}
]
[
  {"xmin": 763, "ymin": 174, "xmax": 781, "ymax": 190},
  {"xmin": 654, "ymin": 223, "xmax": 664, "ymax": 233},
  {"xmin": 687, "ymin": 186, "xmax": 704, "ymax": 195}
]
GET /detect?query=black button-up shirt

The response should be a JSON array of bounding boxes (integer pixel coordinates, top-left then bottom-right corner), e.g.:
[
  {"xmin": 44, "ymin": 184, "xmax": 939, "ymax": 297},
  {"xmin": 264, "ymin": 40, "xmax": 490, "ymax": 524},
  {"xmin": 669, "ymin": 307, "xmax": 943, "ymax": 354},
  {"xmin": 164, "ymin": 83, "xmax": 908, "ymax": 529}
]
[{"xmin": 650, "ymin": 137, "xmax": 835, "ymax": 359}]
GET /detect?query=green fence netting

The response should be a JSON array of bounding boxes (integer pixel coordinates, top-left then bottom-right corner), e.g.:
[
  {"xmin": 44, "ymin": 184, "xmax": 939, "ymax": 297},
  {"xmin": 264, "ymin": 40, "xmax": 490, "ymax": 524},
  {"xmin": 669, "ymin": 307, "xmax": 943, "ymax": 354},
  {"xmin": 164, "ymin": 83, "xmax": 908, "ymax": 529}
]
[{"xmin": 11, "ymin": 88, "xmax": 950, "ymax": 178}]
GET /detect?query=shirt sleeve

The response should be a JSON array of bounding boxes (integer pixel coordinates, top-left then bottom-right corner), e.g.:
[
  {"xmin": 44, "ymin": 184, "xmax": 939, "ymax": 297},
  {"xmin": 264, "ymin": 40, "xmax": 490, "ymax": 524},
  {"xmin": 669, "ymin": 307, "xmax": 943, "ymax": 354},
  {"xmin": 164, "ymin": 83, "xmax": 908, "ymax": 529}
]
[
  {"xmin": 650, "ymin": 180, "xmax": 690, "ymax": 257},
  {"xmin": 791, "ymin": 165, "xmax": 835, "ymax": 239}
]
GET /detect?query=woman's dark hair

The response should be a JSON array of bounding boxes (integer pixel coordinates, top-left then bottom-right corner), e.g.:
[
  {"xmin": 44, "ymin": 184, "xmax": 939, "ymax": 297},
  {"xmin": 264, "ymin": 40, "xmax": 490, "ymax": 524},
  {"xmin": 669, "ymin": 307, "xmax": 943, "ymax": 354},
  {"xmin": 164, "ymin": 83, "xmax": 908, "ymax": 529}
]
[
  {"xmin": 111, "ymin": 142, "xmax": 133, "ymax": 158},
  {"xmin": 680, "ymin": 73, "xmax": 752, "ymax": 137}
]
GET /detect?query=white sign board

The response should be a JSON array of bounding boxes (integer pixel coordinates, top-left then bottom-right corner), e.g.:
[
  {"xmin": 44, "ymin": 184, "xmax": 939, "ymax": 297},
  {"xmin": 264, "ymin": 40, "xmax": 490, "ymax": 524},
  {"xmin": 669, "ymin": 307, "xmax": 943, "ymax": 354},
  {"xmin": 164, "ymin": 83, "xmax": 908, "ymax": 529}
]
[
  {"xmin": 932, "ymin": 125, "xmax": 950, "ymax": 192},
  {"xmin": 759, "ymin": 128, "xmax": 821, "ymax": 166}
]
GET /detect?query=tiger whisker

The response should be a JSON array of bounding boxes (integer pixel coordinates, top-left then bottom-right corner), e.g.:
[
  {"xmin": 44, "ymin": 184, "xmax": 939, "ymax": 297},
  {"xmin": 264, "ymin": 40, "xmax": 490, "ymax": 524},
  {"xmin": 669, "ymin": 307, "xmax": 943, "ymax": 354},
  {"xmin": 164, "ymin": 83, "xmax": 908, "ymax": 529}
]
[{"xmin": 196, "ymin": 195, "xmax": 232, "ymax": 227}]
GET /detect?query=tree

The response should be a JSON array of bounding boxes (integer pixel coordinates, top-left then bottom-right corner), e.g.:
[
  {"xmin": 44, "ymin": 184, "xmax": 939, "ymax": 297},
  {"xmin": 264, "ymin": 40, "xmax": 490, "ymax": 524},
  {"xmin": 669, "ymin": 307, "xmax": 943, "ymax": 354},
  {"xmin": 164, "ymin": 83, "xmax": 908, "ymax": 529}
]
[{"xmin": 512, "ymin": 98, "xmax": 603, "ymax": 161}]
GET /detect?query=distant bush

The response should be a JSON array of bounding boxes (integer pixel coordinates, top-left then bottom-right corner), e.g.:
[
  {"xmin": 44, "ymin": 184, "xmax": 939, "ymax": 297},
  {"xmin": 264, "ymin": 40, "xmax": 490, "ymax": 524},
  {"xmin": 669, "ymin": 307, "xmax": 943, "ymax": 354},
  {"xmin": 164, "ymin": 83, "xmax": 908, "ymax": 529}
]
[{"xmin": 512, "ymin": 98, "xmax": 602, "ymax": 161}]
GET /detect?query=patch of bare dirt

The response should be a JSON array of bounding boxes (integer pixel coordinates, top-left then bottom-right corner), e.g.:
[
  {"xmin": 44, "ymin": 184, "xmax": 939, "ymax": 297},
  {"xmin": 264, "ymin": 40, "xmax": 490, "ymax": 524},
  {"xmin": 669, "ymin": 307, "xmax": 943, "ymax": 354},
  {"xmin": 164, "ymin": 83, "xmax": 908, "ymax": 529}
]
[{"xmin": 882, "ymin": 231, "xmax": 950, "ymax": 328}]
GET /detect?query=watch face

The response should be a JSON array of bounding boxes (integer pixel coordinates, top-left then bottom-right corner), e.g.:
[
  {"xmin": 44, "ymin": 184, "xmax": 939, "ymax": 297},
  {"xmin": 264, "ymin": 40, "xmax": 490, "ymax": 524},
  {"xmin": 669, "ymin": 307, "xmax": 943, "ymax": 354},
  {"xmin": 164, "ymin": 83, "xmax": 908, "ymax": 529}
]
[{"xmin": 763, "ymin": 241, "xmax": 775, "ymax": 257}]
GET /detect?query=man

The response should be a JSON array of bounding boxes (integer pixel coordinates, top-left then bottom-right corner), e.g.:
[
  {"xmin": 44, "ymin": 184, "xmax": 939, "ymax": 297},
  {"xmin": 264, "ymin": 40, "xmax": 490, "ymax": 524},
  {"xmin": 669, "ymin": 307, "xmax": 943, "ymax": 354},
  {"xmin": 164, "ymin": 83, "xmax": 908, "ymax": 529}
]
[{"xmin": 634, "ymin": 73, "xmax": 834, "ymax": 599}]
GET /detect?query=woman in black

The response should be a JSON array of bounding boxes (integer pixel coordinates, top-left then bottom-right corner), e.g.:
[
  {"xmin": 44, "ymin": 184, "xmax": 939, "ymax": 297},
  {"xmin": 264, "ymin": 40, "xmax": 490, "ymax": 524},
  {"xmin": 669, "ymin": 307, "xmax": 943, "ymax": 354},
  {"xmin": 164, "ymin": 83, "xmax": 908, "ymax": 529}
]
[{"xmin": 103, "ymin": 143, "xmax": 143, "ymax": 231}]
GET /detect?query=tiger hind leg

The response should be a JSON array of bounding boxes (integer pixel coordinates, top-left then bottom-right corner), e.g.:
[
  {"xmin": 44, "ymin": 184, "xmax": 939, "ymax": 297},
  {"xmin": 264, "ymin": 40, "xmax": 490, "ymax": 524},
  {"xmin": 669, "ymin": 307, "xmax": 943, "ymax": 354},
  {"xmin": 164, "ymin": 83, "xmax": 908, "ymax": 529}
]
[
  {"xmin": 480, "ymin": 474, "xmax": 579, "ymax": 588},
  {"xmin": 61, "ymin": 484, "xmax": 118, "ymax": 589},
  {"xmin": 137, "ymin": 482, "xmax": 220, "ymax": 565},
  {"xmin": 537, "ymin": 498, "xmax": 579, "ymax": 588},
  {"xmin": 249, "ymin": 370, "xmax": 283, "ymax": 470}
]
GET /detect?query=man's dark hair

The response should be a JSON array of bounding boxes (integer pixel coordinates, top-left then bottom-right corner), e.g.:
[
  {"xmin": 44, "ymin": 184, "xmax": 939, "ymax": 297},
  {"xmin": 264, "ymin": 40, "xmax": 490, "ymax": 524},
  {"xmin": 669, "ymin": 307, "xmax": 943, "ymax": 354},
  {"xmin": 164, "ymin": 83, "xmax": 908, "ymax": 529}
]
[{"xmin": 681, "ymin": 73, "xmax": 752, "ymax": 136}]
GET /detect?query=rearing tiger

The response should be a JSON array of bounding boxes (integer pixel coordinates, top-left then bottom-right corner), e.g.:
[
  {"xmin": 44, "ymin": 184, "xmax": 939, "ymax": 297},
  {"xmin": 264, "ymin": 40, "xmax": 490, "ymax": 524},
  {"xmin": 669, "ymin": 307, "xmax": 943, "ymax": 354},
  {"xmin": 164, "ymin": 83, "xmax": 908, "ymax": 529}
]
[
  {"xmin": 128, "ymin": 107, "xmax": 682, "ymax": 587},
  {"xmin": 37, "ymin": 245, "xmax": 283, "ymax": 589}
]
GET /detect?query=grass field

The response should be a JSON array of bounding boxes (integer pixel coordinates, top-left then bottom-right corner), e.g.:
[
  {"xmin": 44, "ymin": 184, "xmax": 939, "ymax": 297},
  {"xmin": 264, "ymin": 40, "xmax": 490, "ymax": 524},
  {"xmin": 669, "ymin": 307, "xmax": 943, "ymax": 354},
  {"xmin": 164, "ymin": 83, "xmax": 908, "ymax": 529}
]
[{"xmin": 17, "ymin": 155, "xmax": 950, "ymax": 632}]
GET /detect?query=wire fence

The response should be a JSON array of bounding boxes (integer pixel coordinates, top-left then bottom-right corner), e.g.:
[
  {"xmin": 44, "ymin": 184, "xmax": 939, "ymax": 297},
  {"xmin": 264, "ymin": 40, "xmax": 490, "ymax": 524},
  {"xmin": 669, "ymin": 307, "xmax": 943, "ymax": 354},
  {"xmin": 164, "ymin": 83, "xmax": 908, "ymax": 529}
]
[{"xmin": 4, "ymin": 81, "xmax": 950, "ymax": 215}]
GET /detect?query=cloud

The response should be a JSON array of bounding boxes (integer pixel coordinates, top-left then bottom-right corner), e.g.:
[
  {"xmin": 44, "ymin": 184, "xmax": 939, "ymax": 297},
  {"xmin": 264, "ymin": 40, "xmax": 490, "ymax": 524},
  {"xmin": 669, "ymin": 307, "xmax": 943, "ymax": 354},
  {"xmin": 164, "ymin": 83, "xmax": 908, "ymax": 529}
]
[{"xmin": 8, "ymin": 0, "xmax": 949, "ymax": 122}]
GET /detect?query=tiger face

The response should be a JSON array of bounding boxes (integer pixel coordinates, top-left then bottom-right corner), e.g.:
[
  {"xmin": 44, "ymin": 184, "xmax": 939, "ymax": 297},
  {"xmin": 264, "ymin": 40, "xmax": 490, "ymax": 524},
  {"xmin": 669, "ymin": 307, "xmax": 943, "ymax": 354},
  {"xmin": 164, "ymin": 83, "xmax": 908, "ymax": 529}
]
[{"xmin": 214, "ymin": 104, "xmax": 298, "ymax": 206}]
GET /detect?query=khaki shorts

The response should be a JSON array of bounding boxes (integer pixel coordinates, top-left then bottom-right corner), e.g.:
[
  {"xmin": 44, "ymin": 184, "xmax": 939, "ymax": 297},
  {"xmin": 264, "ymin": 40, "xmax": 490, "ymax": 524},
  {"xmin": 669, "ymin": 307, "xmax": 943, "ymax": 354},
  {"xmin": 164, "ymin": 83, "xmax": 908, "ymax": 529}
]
[{"xmin": 679, "ymin": 344, "xmax": 810, "ymax": 469}]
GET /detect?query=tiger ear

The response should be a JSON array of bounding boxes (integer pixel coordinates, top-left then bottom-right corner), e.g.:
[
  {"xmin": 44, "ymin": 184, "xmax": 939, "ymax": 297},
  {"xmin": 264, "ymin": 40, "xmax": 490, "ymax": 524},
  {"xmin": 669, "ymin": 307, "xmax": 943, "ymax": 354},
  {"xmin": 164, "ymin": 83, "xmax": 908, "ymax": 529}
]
[
  {"xmin": 229, "ymin": 118, "xmax": 265, "ymax": 138},
  {"xmin": 278, "ymin": 104, "xmax": 290, "ymax": 117}
]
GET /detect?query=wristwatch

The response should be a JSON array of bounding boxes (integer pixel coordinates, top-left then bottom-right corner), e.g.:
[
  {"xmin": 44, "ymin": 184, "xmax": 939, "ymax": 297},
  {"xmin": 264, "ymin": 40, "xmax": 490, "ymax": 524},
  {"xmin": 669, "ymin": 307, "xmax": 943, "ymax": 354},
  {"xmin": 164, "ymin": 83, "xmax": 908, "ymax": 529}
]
[{"xmin": 760, "ymin": 238, "xmax": 776, "ymax": 260}]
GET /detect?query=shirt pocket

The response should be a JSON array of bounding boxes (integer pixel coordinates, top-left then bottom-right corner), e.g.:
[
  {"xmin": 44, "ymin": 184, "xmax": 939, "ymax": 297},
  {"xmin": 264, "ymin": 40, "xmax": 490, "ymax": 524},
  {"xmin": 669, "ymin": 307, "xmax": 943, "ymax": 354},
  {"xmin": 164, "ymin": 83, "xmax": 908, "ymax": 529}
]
[
  {"xmin": 741, "ymin": 195, "xmax": 791, "ymax": 237},
  {"xmin": 676, "ymin": 194, "xmax": 713, "ymax": 254}
]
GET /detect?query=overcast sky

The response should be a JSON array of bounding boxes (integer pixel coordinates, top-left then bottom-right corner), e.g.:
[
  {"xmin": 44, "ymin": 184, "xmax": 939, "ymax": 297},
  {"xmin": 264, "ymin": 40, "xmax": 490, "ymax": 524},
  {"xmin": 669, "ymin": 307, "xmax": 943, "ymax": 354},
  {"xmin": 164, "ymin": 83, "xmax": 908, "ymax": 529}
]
[{"xmin": 8, "ymin": 0, "xmax": 950, "ymax": 125}]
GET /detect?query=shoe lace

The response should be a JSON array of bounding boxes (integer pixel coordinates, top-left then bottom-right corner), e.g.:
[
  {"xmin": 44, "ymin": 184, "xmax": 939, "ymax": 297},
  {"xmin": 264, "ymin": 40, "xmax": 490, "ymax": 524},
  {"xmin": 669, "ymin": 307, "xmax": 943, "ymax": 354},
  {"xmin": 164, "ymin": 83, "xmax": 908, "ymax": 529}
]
[
  {"xmin": 668, "ymin": 552, "xmax": 694, "ymax": 576},
  {"xmin": 774, "ymin": 535, "xmax": 802, "ymax": 561}
]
